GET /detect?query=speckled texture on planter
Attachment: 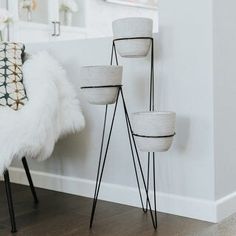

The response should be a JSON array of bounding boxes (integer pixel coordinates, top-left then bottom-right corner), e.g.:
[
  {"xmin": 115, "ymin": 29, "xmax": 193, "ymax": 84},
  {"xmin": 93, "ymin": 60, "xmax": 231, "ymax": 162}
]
[
  {"xmin": 112, "ymin": 17, "xmax": 153, "ymax": 58},
  {"xmin": 80, "ymin": 65, "xmax": 123, "ymax": 105},
  {"xmin": 132, "ymin": 111, "xmax": 176, "ymax": 152}
]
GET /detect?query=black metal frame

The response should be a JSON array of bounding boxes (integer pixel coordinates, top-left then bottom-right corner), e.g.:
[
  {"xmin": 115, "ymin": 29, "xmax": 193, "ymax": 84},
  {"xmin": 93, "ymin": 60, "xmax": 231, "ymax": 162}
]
[
  {"xmin": 86, "ymin": 37, "xmax": 173, "ymax": 230},
  {"xmin": 3, "ymin": 157, "xmax": 38, "ymax": 233}
]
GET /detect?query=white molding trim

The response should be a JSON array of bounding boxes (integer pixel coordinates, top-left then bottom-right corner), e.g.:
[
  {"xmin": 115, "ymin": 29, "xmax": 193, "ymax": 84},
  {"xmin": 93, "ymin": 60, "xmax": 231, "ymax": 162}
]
[
  {"xmin": 216, "ymin": 191, "xmax": 236, "ymax": 222},
  {"xmin": 8, "ymin": 167, "xmax": 236, "ymax": 223},
  {"xmin": 104, "ymin": 0, "xmax": 158, "ymax": 10}
]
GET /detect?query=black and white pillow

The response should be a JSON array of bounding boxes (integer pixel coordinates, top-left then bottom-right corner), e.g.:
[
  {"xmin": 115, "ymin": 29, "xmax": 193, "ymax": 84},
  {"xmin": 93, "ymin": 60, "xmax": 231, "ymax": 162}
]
[{"xmin": 0, "ymin": 42, "xmax": 28, "ymax": 110}]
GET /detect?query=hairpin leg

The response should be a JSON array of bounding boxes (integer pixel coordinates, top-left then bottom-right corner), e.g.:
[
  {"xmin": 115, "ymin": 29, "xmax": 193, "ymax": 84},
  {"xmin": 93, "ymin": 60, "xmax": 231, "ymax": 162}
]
[
  {"xmin": 120, "ymin": 89, "xmax": 158, "ymax": 229},
  {"xmin": 4, "ymin": 170, "xmax": 17, "ymax": 233},
  {"xmin": 145, "ymin": 154, "xmax": 150, "ymax": 213},
  {"xmin": 108, "ymin": 37, "xmax": 158, "ymax": 229},
  {"xmin": 152, "ymin": 152, "xmax": 157, "ymax": 228},
  {"xmin": 119, "ymin": 91, "xmax": 146, "ymax": 212},
  {"xmin": 90, "ymin": 89, "xmax": 121, "ymax": 228},
  {"xmin": 22, "ymin": 157, "xmax": 39, "ymax": 204}
]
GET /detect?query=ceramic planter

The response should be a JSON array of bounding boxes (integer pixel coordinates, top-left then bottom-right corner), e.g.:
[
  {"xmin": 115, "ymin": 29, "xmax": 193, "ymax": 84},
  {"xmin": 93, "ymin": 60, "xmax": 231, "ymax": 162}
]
[
  {"xmin": 112, "ymin": 17, "xmax": 153, "ymax": 58},
  {"xmin": 132, "ymin": 111, "xmax": 176, "ymax": 152},
  {"xmin": 80, "ymin": 65, "xmax": 123, "ymax": 105}
]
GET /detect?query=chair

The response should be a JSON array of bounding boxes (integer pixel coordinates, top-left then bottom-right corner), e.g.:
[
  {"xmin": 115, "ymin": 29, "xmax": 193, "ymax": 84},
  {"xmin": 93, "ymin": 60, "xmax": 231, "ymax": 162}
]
[
  {"xmin": 0, "ymin": 50, "xmax": 84, "ymax": 233},
  {"xmin": 3, "ymin": 157, "xmax": 38, "ymax": 233}
]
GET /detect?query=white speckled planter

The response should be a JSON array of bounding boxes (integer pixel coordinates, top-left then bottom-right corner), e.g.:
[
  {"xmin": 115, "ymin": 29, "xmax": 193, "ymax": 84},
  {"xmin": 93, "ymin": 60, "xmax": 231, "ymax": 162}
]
[
  {"xmin": 132, "ymin": 111, "xmax": 176, "ymax": 152},
  {"xmin": 80, "ymin": 66, "xmax": 123, "ymax": 105},
  {"xmin": 112, "ymin": 17, "xmax": 153, "ymax": 58}
]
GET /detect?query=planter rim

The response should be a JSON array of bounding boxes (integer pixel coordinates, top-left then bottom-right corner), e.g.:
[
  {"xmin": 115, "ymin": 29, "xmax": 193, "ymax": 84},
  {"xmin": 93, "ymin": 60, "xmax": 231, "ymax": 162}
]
[
  {"xmin": 81, "ymin": 65, "xmax": 123, "ymax": 69},
  {"xmin": 113, "ymin": 17, "xmax": 153, "ymax": 24},
  {"xmin": 132, "ymin": 111, "xmax": 176, "ymax": 116},
  {"xmin": 81, "ymin": 85, "xmax": 122, "ymax": 89},
  {"xmin": 133, "ymin": 133, "xmax": 176, "ymax": 139}
]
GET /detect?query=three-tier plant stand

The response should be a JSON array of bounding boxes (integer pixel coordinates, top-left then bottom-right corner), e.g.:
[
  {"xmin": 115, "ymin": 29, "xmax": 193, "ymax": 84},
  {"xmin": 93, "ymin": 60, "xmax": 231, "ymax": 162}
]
[{"xmin": 80, "ymin": 18, "xmax": 176, "ymax": 230}]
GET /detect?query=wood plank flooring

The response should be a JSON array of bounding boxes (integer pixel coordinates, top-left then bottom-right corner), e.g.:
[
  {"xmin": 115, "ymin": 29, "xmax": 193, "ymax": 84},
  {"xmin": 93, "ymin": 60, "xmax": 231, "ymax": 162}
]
[{"xmin": 0, "ymin": 182, "xmax": 235, "ymax": 236}]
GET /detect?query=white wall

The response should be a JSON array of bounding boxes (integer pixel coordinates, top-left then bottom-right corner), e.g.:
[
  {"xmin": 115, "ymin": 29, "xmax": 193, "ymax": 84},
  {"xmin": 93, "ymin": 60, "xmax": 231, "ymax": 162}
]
[
  {"xmin": 0, "ymin": 0, "xmax": 7, "ymax": 8},
  {"xmin": 157, "ymin": 0, "xmax": 236, "ymax": 220},
  {"xmin": 213, "ymin": 0, "xmax": 236, "ymax": 200},
  {"xmin": 157, "ymin": 0, "xmax": 214, "ymax": 200}
]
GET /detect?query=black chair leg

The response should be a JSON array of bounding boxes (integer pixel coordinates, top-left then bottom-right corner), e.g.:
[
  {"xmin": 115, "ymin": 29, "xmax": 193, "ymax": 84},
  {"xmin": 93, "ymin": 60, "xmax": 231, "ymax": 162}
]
[
  {"xmin": 22, "ymin": 157, "xmax": 39, "ymax": 204},
  {"xmin": 4, "ymin": 170, "xmax": 17, "ymax": 233}
]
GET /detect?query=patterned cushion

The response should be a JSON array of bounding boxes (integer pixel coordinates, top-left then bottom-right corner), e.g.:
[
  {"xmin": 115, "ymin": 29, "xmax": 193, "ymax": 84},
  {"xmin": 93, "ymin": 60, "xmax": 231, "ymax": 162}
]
[{"xmin": 0, "ymin": 42, "xmax": 28, "ymax": 110}]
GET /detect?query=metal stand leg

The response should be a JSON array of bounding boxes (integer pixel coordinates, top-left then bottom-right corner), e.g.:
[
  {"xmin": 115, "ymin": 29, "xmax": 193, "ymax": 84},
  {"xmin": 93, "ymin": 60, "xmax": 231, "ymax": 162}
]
[
  {"xmin": 145, "ymin": 154, "xmax": 150, "ymax": 213},
  {"xmin": 89, "ymin": 37, "xmax": 159, "ymax": 229},
  {"xmin": 120, "ymin": 89, "xmax": 158, "ymax": 229},
  {"xmin": 90, "ymin": 89, "xmax": 121, "ymax": 228},
  {"xmin": 109, "ymin": 37, "xmax": 158, "ymax": 229},
  {"xmin": 22, "ymin": 157, "xmax": 39, "ymax": 204},
  {"xmin": 110, "ymin": 42, "xmax": 147, "ymax": 213},
  {"xmin": 4, "ymin": 170, "xmax": 17, "ymax": 233},
  {"xmin": 152, "ymin": 153, "xmax": 157, "ymax": 227}
]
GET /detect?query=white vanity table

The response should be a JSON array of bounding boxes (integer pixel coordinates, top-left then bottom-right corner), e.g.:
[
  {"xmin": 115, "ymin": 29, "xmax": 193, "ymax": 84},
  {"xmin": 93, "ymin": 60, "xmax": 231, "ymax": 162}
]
[{"xmin": 6, "ymin": 0, "xmax": 87, "ymax": 42}]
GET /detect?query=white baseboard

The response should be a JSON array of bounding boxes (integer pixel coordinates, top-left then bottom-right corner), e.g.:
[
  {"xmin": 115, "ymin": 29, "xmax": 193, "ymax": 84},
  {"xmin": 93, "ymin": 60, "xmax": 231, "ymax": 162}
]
[
  {"xmin": 216, "ymin": 191, "xmax": 236, "ymax": 222},
  {"xmin": 8, "ymin": 167, "xmax": 236, "ymax": 223}
]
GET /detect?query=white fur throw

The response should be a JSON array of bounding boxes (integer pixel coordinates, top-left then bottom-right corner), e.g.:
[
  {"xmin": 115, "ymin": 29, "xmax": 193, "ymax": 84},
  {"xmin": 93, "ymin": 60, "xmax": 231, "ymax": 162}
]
[{"xmin": 0, "ymin": 51, "xmax": 85, "ymax": 175}]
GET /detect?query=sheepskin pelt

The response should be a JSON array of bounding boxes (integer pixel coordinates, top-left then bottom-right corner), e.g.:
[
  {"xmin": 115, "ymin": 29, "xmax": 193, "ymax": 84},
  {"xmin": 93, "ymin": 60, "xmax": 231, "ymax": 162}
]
[{"xmin": 0, "ymin": 51, "xmax": 85, "ymax": 175}]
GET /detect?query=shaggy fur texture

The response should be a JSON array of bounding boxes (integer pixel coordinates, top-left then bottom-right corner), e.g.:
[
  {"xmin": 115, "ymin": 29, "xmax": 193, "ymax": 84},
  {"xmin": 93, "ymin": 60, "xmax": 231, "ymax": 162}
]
[{"xmin": 0, "ymin": 51, "xmax": 85, "ymax": 175}]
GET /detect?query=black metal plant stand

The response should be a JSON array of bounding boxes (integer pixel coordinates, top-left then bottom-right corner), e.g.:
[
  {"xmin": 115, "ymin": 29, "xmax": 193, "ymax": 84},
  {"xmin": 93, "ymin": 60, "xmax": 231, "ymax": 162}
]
[
  {"xmin": 86, "ymin": 37, "xmax": 169, "ymax": 230},
  {"xmin": 3, "ymin": 157, "xmax": 39, "ymax": 233}
]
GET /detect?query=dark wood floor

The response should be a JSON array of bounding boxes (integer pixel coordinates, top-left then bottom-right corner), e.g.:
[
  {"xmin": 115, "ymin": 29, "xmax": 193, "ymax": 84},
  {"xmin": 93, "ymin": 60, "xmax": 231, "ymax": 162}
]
[{"xmin": 0, "ymin": 182, "xmax": 235, "ymax": 236}]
